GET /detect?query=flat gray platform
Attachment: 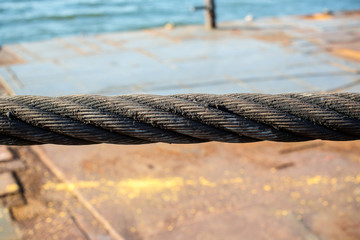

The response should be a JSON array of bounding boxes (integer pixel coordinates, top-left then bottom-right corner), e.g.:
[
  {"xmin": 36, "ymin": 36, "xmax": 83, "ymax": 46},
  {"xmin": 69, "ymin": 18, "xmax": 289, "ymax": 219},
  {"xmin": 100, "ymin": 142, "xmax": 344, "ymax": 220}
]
[{"xmin": 1, "ymin": 11, "xmax": 360, "ymax": 96}]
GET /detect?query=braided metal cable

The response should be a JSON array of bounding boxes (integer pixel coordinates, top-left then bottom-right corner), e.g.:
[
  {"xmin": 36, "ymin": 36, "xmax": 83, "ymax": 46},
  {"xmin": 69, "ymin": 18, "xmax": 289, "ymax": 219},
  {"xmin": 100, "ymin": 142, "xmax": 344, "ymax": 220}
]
[{"xmin": 0, "ymin": 93, "xmax": 358, "ymax": 145}]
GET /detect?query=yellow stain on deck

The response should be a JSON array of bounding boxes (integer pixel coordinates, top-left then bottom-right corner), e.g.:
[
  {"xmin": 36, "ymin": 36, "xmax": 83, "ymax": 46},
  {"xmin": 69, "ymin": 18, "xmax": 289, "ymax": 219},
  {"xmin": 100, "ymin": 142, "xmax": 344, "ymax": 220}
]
[
  {"xmin": 5, "ymin": 183, "xmax": 19, "ymax": 193},
  {"xmin": 43, "ymin": 176, "xmax": 243, "ymax": 192},
  {"xmin": 119, "ymin": 177, "xmax": 183, "ymax": 190},
  {"xmin": 117, "ymin": 177, "xmax": 184, "ymax": 199},
  {"xmin": 42, "ymin": 174, "xmax": 360, "ymax": 200},
  {"xmin": 43, "ymin": 181, "xmax": 100, "ymax": 191},
  {"xmin": 42, "ymin": 176, "xmax": 241, "ymax": 200},
  {"xmin": 306, "ymin": 175, "xmax": 323, "ymax": 185},
  {"xmin": 199, "ymin": 176, "xmax": 217, "ymax": 187}
]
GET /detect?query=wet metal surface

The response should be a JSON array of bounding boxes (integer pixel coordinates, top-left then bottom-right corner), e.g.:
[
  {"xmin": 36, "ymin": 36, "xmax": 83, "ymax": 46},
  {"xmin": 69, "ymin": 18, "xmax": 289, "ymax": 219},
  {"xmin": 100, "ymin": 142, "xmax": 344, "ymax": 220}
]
[
  {"xmin": 0, "ymin": 11, "xmax": 360, "ymax": 96},
  {"xmin": 0, "ymin": 10, "xmax": 360, "ymax": 240}
]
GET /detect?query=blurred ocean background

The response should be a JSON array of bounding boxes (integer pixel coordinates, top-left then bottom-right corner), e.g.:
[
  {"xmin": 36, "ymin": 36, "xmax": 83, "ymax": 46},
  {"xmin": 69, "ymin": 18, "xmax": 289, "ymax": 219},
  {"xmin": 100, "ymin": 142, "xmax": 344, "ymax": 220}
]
[{"xmin": 1, "ymin": 0, "xmax": 360, "ymax": 44}]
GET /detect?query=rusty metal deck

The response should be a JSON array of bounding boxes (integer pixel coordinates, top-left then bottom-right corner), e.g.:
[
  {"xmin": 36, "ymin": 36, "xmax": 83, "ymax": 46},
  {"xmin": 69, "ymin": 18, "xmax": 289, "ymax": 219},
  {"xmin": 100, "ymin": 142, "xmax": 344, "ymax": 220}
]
[{"xmin": 0, "ymin": 10, "xmax": 360, "ymax": 240}]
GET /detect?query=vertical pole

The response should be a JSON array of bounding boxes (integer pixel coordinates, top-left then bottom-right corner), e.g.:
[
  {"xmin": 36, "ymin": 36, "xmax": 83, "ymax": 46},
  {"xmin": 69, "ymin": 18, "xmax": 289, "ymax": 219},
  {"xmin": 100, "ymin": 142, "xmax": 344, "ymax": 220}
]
[{"xmin": 205, "ymin": 0, "xmax": 216, "ymax": 29}]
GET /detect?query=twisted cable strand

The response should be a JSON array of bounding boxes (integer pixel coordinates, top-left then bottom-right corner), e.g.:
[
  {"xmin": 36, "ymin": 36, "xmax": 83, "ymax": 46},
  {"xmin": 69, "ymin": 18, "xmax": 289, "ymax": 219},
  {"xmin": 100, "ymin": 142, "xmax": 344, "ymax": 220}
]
[
  {"xmin": 333, "ymin": 93, "xmax": 360, "ymax": 104},
  {"xmin": 64, "ymin": 95, "xmax": 239, "ymax": 143},
  {"xmin": 6, "ymin": 96, "xmax": 148, "ymax": 144},
  {"xmin": 0, "ymin": 93, "xmax": 358, "ymax": 145},
  {"xmin": 60, "ymin": 96, "xmax": 202, "ymax": 144},
  {"xmin": 172, "ymin": 94, "xmax": 309, "ymax": 142},
  {"xmin": 118, "ymin": 95, "xmax": 257, "ymax": 143},
  {"xmin": 281, "ymin": 93, "xmax": 360, "ymax": 120},
  {"xmin": 228, "ymin": 94, "xmax": 358, "ymax": 140}
]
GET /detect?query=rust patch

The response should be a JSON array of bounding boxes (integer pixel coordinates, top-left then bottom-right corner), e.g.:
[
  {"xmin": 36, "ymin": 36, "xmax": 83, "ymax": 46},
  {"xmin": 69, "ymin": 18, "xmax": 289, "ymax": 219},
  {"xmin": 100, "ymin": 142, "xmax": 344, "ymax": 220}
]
[
  {"xmin": 96, "ymin": 36, "xmax": 127, "ymax": 49},
  {"xmin": 56, "ymin": 39, "xmax": 87, "ymax": 55},
  {"xmin": 252, "ymin": 32, "xmax": 293, "ymax": 46},
  {"xmin": 0, "ymin": 47, "xmax": 25, "ymax": 65},
  {"xmin": 135, "ymin": 48, "xmax": 159, "ymax": 61},
  {"xmin": 11, "ymin": 199, "xmax": 48, "ymax": 221},
  {"xmin": 326, "ymin": 61, "xmax": 359, "ymax": 73},
  {"xmin": 328, "ymin": 79, "xmax": 360, "ymax": 93},
  {"xmin": 302, "ymin": 13, "xmax": 333, "ymax": 21},
  {"xmin": 0, "ymin": 75, "xmax": 15, "ymax": 96},
  {"xmin": 77, "ymin": 38, "xmax": 102, "ymax": 52},
  {"xmin": 330, "ymin": 48, "xmax": 360, "ymax": 62},
  {"xmin": 339, "ymin": 10, "xmax": 360, "ymax": 17},
  {"xmin": 144, "ymin": 29, "xmax": 181, "ymax": 43}
]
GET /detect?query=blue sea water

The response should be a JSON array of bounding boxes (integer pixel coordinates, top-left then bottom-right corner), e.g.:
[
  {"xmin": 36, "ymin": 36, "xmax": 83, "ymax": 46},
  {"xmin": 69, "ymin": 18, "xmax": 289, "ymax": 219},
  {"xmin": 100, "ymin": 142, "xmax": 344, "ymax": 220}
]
[{"xmin": 1, "ymin": 0, "xmax": 359, "ymax": 44}]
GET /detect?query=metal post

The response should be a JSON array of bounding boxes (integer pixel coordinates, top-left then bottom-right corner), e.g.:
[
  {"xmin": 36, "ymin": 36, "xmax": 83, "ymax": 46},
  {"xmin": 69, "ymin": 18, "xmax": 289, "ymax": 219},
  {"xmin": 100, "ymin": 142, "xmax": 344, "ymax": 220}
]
[{"xmin": 205, "ymin": 0, "xmax": 216, "ymax": 29}]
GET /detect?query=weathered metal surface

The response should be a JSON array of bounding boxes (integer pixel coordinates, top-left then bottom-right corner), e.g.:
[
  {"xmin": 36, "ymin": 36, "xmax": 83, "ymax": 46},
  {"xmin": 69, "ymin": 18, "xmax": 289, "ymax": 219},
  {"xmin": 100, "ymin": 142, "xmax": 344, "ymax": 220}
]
[
  {"xmin": 0, "ymin": 147, "xmax": 13, "ymax": 162},
  {"xmin": 39, "ymin": 141, "xmax": 360, "ymax": 240},
  {"xmin": 0, "ymin": 10, "xmax": 359, "ymax": 240},
  {"xmin": 0, "ymin": 207, "xmax": 21, "ymax": 240},
  {"xmin": 0, "ymin": 172, "xmax": 18, "ymax": 197},
  {"xmin": 0, "ymin": 11, "xmax": 359, "ymax": 96},
  {"xmin": 0, "ymin": 47, "xmax": 24, "ymax": 66}
]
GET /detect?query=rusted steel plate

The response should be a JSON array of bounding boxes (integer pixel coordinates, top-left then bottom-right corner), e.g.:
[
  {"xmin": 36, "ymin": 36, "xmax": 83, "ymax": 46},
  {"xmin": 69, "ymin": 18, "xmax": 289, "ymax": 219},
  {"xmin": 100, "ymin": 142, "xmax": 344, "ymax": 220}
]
[{"xmin": 39, "ymin": 141, "xmax": 360, "ymax": 239}]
